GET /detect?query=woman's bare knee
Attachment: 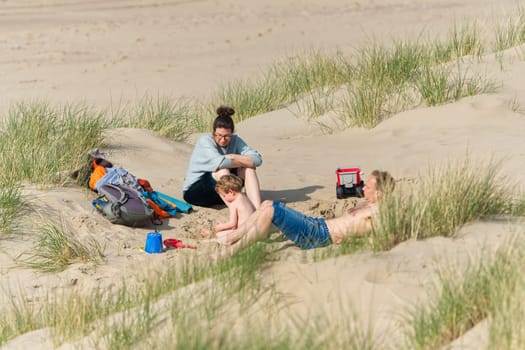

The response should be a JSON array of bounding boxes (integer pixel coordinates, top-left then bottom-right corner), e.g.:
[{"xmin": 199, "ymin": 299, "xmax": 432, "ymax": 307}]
[{"xmin": 212, "ymin": 168, "xmax": 231, "ymax": 181}]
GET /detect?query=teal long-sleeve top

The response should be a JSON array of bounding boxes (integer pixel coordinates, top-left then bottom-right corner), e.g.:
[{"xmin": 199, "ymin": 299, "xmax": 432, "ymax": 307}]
[{"xmin": 182, "ymin": 134, "xmax": 262, "ymax": 192}]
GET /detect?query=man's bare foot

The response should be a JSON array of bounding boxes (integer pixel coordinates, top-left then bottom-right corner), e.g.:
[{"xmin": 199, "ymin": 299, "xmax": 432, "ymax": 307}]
[{"xmin": 216, "ymin": 231, "xmax": 241, "ymax": 245}]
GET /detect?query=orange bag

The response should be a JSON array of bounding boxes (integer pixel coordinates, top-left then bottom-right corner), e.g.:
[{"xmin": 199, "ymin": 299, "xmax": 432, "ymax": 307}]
[{"xmin": 89, "ymin": 160, "xmax": 107, "ymax": 191}]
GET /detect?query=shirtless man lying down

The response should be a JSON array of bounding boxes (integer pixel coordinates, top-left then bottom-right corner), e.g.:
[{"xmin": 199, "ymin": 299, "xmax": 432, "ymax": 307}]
[{"xmin": 220, "ymin": 170, "xmax": 395, "ymax": 256}]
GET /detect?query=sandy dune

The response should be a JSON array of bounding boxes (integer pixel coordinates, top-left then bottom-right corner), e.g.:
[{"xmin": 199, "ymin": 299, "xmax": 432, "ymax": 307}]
[{"xmin": 1, "ymin": 0, "xmax": 525, "ymax": 349}]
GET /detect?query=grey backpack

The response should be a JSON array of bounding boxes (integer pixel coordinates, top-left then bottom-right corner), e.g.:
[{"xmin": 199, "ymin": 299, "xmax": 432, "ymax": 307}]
[{"xmin": 93, "ymin": 184, "xmax": 154, "ymax": 227}]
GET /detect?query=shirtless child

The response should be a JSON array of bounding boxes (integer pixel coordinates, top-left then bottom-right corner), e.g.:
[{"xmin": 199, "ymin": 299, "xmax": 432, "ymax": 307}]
[
  {"xmin": 201, "ymin": 174, "xmax": 255, "ymax": 244},
  {"xmin": 219, "ymin": 170, "xmax": 394, "ymax": 256}
]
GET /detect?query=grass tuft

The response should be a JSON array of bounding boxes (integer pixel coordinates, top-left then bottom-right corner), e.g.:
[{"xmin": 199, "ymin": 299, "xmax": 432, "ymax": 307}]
[
  {"xmin": 209, "ymin": 75, "xmax": 285, "ymax": 123},
  {"xmin": 371, "ymin": 158, "xmax": 514, "ymax": 251},
  {"xmin": 445, "ymin": 22, "xmax": 484, "ymax": 59},
  {"xmin": 416, "ymin": 64, "xmax": 497, "ymax": 106},
  {"xmin": 0, "ymin": 101, "xmax": 106, "ymax": 185},
  {"xmin": 0, "ymin": 181, "xmax": 23, "ymax": 235},
  {"xmin": 111, "ymin": 95, "xmax": 200, "ymax": 141},
  {"xmin": 405, "ymin": 240, "xmax": 525, "ymax": 349},
  {"xmin": 0, "ymin": 293, "xmax": 43, "ymax": 345},
  {"xmin": 494, "ymin": 5, "xmax": 525, "ymax": 53},
  {"xmin": 18, "ymin": 219, "xmax": 105, "ymax": 272}
]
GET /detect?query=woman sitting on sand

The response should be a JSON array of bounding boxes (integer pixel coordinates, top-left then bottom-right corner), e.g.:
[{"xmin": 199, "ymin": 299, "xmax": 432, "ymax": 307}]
[
  {"xmin": 219, "ymin": 170, "xmax": 394, "ymax": 256},
  {"xmin": 182, "ymin": 106, "xmax": 263, "ymax": 208}
]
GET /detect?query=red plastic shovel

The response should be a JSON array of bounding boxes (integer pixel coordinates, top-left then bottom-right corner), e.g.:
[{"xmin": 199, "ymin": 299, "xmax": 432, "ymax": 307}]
[{"xmin": 163, "ymin": 238, "xmax": 197, "ymax": 250}]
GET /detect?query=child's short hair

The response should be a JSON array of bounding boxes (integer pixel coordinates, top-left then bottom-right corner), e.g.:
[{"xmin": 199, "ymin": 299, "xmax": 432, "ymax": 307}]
[{"xmin": 215, "ymin": 174, "xmax": 243, "ymax": 194}]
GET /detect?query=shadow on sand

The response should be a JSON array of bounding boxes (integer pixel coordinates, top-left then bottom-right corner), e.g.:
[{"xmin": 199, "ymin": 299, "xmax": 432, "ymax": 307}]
[{"xmin": 261, "ymin": 185, "xmax": 323, "ymax": 203}]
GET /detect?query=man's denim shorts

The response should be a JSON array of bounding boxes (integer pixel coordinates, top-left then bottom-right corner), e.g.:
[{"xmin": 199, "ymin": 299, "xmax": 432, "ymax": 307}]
[{"xmin": 271, "ymin": 201, "xmax": 332, "ymax": 249}]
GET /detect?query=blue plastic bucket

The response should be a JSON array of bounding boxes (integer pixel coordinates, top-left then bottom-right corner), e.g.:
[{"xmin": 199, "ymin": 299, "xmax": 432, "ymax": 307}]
[{"xmin": 144, "ymin": 232, "xmax": 163, "ymax": 254}]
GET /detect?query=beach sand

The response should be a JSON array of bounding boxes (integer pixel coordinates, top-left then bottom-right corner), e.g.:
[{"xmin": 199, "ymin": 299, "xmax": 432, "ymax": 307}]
[{"xmin": 1, "ymin": 0, "xmax": 525, "ymax": 348}]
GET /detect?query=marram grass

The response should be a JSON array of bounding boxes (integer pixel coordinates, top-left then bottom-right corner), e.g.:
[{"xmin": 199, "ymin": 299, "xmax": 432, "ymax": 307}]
[
  {"xmin": 0, "ymin": 101, "xmax": 106, "ymax": 185},
  {"xmin": 0, "ymin": 241, "xmax": 271, "ymax": 346},
  {"xmin": 370, "ymin": 158, "xmax": 514, "ymax": 251},
  {"xmin": 111, "ymin": 95, "xmax": 201, "ymax": 142},
  {"xmin": 0, "ymin": 15, "xmax": 515, "ymax": 189},
  {"xmin": 405, "ymin": 239, "xmax": 525, "ymax": 349},
  {"xmin": 17, "ymin": 220, "xmax": 105, "ymax": 272},
  {"xmin": 0, "ymin": 182, "xmax": 23, "ymax": 235},
  {"xmin": 494, "ymin": 4, "xmax": 525, "ymax": 53}
]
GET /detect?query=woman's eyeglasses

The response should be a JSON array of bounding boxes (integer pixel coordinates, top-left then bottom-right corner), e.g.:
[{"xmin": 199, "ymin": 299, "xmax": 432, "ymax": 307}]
[{"xmin": 213, "ymin": 133, "xmax": 232, "ymax": 140}]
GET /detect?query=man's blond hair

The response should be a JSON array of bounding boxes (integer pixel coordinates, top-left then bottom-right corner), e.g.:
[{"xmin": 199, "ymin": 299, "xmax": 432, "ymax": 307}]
[{"xmin": 371, "ymin": 170, "xmax": 395, "ymax": 193}]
